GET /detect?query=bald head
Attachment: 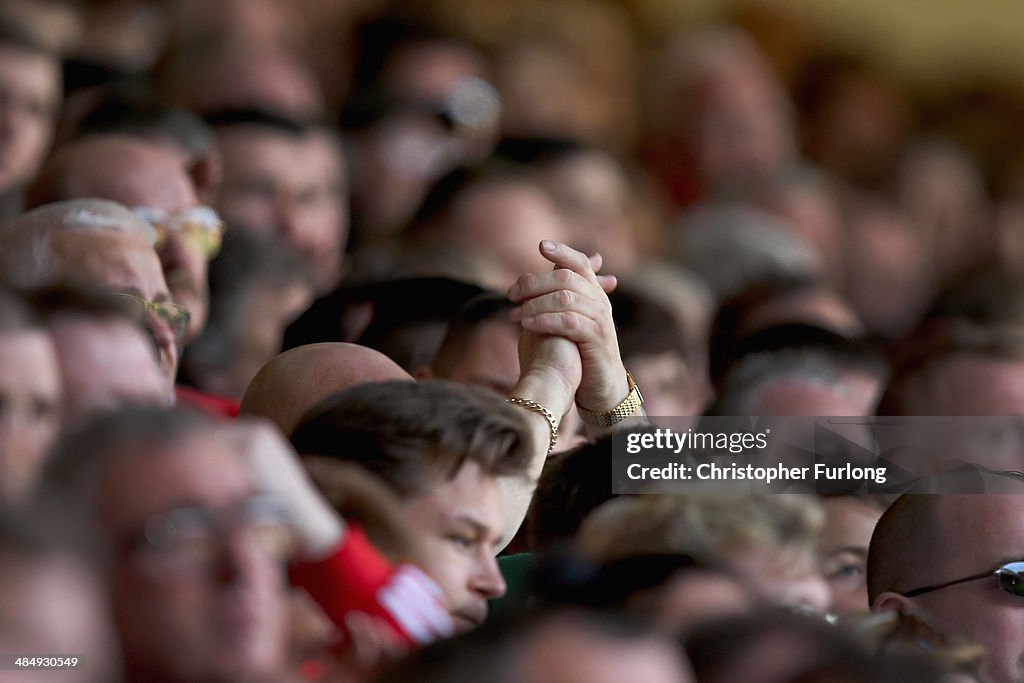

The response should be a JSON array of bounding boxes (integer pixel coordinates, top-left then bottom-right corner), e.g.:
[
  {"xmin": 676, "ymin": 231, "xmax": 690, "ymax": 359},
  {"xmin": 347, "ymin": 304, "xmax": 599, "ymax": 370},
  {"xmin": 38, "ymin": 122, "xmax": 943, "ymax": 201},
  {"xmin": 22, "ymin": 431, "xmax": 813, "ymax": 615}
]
[
  {"xmin": 27, "ymin": 135, "xmax": 197, "ymax": 213},
  {"xmin": 866, "ymin": 494, "xmax": 940, "ymax": 604},
  {"xmin": 240, "ymin": 343, "xmax": 413, "ymax": 435},
  {"xmin": 0, "ymin": 198, "xmax": 156, "ymax": 288}
]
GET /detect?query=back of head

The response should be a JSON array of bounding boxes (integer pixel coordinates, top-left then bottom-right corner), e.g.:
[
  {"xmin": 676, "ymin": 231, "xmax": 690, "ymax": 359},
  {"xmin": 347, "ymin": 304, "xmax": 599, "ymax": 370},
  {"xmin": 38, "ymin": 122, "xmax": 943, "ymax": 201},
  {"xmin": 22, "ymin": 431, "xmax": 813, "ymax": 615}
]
[
  {"xmin": 291, "ymin": 379, "xmax": 532, "ymax": 497},
  {"xmin": 528, "ymin": 433, "xmax": 622, "ymax": 553},
  {"xmin": 240, "ymin": 342, "xmax": 413, "ymax": 435},
  {"xmin": 674, "ymin": 203, "xmax": 820, "ymax": 302},
  {"xmin": 0, "ymin": 198, "xmax": 154, "ymax": 289},
  {"xmin": 866, "ymin": 494, "xmax": 941, "ymax": 604},
  {"xmin": 580, "ymin": 494, "xmax": 823, "ymax": 566},
  {"xmin": 707, "ymin": 325, "xmax": 886, "ymax": 416}
]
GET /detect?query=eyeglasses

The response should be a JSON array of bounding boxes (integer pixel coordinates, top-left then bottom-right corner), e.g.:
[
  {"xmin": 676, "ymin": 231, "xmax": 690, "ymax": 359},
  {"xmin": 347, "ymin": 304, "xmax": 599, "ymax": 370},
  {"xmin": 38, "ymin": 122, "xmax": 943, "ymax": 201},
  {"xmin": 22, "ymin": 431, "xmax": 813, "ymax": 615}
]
[
  {"xmin": 903, "ymin": 560, "xmax": 1024, "ymax": 598},
  {"xmin": 112, "ymin": 292, "xmax": 191, "ymax": 344},
  {"xmin": 118, "ymin": 493, "xmax": 294, "ymax": 574},
  {"xmin": 133, "ymin": 206, "xmax": 225, "ymax": 259}
]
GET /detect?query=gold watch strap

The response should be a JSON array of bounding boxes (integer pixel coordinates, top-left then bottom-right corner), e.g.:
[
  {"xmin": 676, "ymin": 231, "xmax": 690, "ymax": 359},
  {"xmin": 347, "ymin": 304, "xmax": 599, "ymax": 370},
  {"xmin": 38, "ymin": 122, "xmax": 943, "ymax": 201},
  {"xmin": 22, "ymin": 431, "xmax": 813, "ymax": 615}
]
[{"xmin": 577, "ymin": 371, "xmax": 644, "ymax": 427}]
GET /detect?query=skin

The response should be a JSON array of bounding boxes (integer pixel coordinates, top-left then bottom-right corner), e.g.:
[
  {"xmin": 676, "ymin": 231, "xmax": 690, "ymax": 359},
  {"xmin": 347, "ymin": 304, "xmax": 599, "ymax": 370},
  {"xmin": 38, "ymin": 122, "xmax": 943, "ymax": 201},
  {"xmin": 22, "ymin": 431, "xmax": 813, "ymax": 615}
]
[
  {"xmin": 216, "ymin": 127, "xmax": 347, "ymax": 293},
  {"xmin": 41, "ymin": 137, "xmax": 211, "ymax": 341},
  {"xmin": 429, "ymin": 318, "xmax": 521, "ymax": 396},
  {"xmin": 0, "ymin": 330, "xmax": 60, "ymax": 500},
  {"xmin": 448, "ymin": 182, "xmax": 571, "ymax": 290},
  {"xmin": 519, "ymin": 617, "xmax": 695, "ymax": 683},
  {"xmin": 629, "ymin": 572, "xmax": 754, "ymax": 636},
  {"xmin": 819, "ymin": 497, "xmax": 882, "ymax": 615},
  {"xmin": 0, "ymin": 557, "xmax": 117, "ymax": 683},
  {"xmin": 874, "ymin": 494, "xmax": 1024, "ymax": 683},
  {"xmin": 0, "ymin": 43, "xmax": 60, "ymax": 194},
  {"xmin": 100, "ymin": 433, "xmax": 288, "ymax": 683},
  {"xmin": 50, "ymin": 230, "xmax": 179, "ymax": 392},
  {"xmin": 749, "ymin": 373, "xmax": 880, "ymax": 417},
  {"xmin": 240, "ymin": 343, "xmax": 413, "ymax": 436},
  {"xmin": 402, "ymin": 462, "xmax": 507, "ymax": 631},
  {"xmin": 48, "ymin": 318, "xmax": 166, "ymax": 422},
  {"xmin": 196, "ymin": 280, "xmax": 313, "ymax": 400}
]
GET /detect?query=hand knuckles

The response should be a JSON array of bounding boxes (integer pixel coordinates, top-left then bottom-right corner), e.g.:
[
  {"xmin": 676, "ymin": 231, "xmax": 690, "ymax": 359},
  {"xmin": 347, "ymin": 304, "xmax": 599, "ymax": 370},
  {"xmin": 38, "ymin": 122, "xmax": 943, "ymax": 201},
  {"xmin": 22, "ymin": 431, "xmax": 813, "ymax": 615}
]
[{"xmin": 555, "ymin": 289, "xmax": 575, "ymax": 307}]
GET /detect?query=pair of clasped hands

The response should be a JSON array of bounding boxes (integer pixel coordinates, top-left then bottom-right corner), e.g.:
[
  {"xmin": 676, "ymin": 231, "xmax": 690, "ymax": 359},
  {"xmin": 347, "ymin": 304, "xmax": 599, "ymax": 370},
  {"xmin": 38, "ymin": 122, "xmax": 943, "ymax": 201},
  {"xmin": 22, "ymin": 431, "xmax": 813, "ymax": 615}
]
[{"xmin": 507, "ymin": 240, "xmax": 630, "ymax": 436}]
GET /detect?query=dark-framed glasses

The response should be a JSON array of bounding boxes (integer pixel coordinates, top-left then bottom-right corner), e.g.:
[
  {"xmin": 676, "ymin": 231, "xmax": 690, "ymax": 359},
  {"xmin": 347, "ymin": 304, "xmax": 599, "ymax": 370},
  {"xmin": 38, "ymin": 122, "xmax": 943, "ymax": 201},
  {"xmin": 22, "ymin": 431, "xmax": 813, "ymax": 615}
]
[
  {"xmin": 133, "ymin": 205, "xmax": 225, "ymax": 259},
  {"xmin": 111, "ymin": 292, "xmax": 191, "ymax": 344},
  {"xmin": 903, "ymin": 560, "xmax": 1024, "ymax": 598}
]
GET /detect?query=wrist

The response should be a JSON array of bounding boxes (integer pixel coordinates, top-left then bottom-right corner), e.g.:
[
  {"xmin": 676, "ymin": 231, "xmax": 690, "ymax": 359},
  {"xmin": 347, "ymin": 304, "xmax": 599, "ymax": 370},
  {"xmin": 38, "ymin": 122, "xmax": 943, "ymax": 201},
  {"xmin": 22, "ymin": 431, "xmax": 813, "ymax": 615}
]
[
  {"xmin": 576, "ymin": 366, "xmax": 630, "ymax": 413},
  {"xmin": 511, "ymin": 368, "xmax": 576, "ymax": 420},
  {"xmin": 293, "ymin": 495, "xmax": 346, "ymax": 561}
]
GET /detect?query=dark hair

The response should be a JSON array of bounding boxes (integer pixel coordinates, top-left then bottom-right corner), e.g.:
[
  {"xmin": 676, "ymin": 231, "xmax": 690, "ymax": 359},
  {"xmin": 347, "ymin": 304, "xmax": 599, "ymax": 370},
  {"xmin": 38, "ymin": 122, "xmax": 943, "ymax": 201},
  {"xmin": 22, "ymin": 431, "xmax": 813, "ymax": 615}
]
[
  {"xmin": 609, "ymin": 285, "xmax": 689, "ymax": 360},
  {"xmin": 0, "ymin": 18, "xmax": 55, "ymax": 57},
  {"xmin": 528, "ymin": 434, "xmax": 624, "ymax": 552},
  {"xmin": 70, "ymin": 84, "xmax": 216, "ymax": 155},
  {"xmin": 290, "ymin": 380, "xmax": 532, "ymax": 497},
  {"xmin": 494, "ymin": 136, "xmax": 590, "ymax": 165},
  {"xmin": 375, "ymin": 608, "xmax": 658, "ymax": 683},
  {"xmin": 0, "ymin": 285, "xmax": 38, "ymax": 332},
  {"xmin": 353, "ymin": 277, "xmax": 489, "ymax": 372},
  {"xmin": 35, "ymin": 407, "xmax": 217, "ymax": 527},
  {"xmin": 203, "ymin": 107, "xmax": 311, "ymax": 136},
  {"xmin": 181, "ymin": 229, "xmax": 312, "ymax": 384},
  {"xmin": 432, "ymin": 292, "xmax": 515, "ymax": 375},
  {"xmin": 877, "ymin": 323, "xmax": 1024, "ymax": 415}
]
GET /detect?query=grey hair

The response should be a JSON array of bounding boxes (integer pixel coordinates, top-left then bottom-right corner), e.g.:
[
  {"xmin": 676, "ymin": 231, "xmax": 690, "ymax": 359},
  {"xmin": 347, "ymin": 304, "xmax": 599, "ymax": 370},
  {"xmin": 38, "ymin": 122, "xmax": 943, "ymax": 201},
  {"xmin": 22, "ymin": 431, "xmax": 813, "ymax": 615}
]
[
  {"xmin": 674, "ymin": 203, "xmax": 821, "ymax": 302},
  {"xmin": 712, "ymin": 348, "xmax": 849, "ymax": 416},
  {"xmin": 0, "ymin": 199, "xmax": 156, "ymax": 288}
]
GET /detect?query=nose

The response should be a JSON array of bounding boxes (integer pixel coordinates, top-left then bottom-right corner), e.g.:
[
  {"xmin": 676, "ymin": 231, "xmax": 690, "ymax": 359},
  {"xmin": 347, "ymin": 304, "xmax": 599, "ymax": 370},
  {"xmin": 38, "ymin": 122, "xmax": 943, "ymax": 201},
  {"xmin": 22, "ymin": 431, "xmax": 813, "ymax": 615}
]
[
  {"xmin": 470, "ymin": 552, "xmax": 507, "ymax": 601},
  {"xmin": 158, "ymin": 232, "xmax": 190, "ymax": 274}
]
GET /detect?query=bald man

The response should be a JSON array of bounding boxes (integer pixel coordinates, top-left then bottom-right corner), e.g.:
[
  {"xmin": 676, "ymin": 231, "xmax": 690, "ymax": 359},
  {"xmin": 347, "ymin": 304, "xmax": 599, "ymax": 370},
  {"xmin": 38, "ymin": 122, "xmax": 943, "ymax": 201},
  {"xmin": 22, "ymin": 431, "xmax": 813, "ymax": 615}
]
[
  {"xmin": 27, "ymin": 134, "xmax": 221, "ymax": 341},
  {"xmin": 240, "ymin": 342, "xmax": 412, "ymax": 435},
  {"xmin": 868, "ymin": 484, "xmax": 1024, "ymax": 683}
]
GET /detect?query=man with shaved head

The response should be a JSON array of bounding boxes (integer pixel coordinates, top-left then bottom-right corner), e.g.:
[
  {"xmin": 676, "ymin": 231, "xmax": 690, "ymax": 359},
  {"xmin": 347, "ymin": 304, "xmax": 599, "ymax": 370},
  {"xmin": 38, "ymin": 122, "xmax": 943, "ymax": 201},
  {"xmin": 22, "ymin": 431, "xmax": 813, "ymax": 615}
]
[
  {"xmin": 868, "ymin": 484, "xmax": 1024, "ymax": 683},
  {"xmin": 0, "ymin": 198, "xmax": 180, "ymax": 397},
  {"xmin": 240, "ymin": 342, "xmax": 412, "ymax": 435},
  {"xmin": 27, "ymin": 134, "xmax": 222, "ymax": 342}
]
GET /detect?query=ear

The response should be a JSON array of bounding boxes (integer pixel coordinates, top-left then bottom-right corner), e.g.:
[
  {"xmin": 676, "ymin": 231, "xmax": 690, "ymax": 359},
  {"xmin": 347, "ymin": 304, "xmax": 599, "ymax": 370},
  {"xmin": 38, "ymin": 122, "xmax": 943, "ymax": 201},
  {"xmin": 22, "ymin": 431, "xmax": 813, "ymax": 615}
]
[
  {"xmin": 413, "ymin": 366, "xmax": 434, "ymax": 380},
  {"xmin": 872, "ymin": 590, "xmax": 914, "ymax": 613}
]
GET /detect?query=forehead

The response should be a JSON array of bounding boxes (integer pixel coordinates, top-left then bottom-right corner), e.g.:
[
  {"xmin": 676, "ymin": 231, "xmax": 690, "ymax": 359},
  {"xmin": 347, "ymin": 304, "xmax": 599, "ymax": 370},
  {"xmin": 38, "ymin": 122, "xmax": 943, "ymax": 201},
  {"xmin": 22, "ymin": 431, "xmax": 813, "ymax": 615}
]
[
  {"xmin": 929, "ymin": 356, "xmax": 1024, "ymax": 415},
  {"xmin": 408, "ymin": 460, "xmax": 504, "ymax": 537},
  {"xmin": 218, "ymin": 126, "xmax": 303, "ymax": 168},
  {"xmin": 52, "ymin": 231, "xmax": 169, "ymax": 301},
  {"xmin": 0, "ymin": 43, "xmax": 60, "ymax": 96},
  {"xmin": 72, "ymin": 147, "xmax": 197, "ymax": 213},
  {"xmin": 937, "ymin": 494, "xmax": 1024, "ymax": 569},
  {"xmin": 99, "ymin": 432, "xmax": 254, "ymax": 534}
]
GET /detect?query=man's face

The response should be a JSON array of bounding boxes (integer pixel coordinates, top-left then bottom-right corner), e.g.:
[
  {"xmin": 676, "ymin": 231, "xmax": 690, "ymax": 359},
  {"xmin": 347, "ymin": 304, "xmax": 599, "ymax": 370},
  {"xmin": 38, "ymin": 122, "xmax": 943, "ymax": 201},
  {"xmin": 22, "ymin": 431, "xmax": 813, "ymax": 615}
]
[
  {"xmin": 819, "ymin": 497, "xmax": 881, "ymax": 615},
  {"xmin": 438, "ymin": 318, "xmax": 521, "ymax": 396},
  {"xmin": 51, "ymin": 230, "xmax": 179, "ymax": 390},
  {"xmin": 100, "ymin": 433, "xmax": 288, "ymax": 683},
  {"xmin": 903, "ymin": 495, "xmax": 1024, "ymax": 683},
  {"xmin": 402, "ymin": 461, "xmax": 506, "ymax": 631},
  {"xmin": 0, "ymin": 43, "xmax": 59, "ymax": 194},
  {"xmin": 0, "ymin": 329, "xmax": 60, "ymax": 500},
  {"xmin": 49, "ymin": 318, "xmax": 167, "ymax": 421},
  {"xmin": 216, "ymin": 127, "xmax": 346, "ymax": 292}
]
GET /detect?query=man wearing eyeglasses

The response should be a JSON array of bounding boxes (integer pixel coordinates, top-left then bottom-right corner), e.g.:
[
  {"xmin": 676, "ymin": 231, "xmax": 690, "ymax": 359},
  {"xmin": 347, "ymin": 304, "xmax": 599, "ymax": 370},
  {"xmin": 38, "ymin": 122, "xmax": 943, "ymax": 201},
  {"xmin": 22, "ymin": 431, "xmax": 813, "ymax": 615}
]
[
  {"xmin": 0, "ymin": 198, "xmax": 182, "ymax": 397},
  {"xmin": 27, "ymin": 133, "xmax": 224, "ymax": 344},
  {"xmin": 868, "ymin": 487, "xmax": 1024, "ymax": 683}
]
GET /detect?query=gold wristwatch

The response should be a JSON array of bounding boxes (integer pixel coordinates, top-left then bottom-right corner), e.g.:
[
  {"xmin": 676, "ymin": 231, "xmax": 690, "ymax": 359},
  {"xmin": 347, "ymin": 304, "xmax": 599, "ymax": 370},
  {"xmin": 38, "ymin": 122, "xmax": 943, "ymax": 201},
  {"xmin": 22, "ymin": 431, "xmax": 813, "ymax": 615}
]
[{"xmin": 577, "ymin": 371, "xmax": 644, "ymax": 427}]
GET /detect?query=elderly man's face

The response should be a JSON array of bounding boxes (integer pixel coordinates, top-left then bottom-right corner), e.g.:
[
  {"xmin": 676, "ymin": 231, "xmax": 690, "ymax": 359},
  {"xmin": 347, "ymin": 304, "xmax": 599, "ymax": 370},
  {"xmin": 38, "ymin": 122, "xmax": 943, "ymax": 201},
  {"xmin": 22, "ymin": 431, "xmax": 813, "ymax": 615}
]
[
  {"xmin": 889, "ymin": 495, "xmax": 1024, "ymax": 683},
  {"xmin": 403, "ymin": 461, "xmax": 507, "ymax": 631},
  {"xmin": 0, "ymin": 329, "xmax": 60, "ymax": 500},
  {"xmin": 100, "ymin": 432, "xmax": 288, "ymax": 683},
  {"xmin": 51, "ymin": 230, "xmax": 179, "ymax": 392},
  {"xmin": 0, "ymin": 43, "xmax": 59, "ymax": 194}
]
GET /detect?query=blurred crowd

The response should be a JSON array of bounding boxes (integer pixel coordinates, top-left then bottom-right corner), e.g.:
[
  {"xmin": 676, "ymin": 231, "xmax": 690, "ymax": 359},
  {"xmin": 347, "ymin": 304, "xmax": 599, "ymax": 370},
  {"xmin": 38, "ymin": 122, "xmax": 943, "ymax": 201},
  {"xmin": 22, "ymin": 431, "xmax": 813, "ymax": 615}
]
[{"xmin": 3, "ymin": 1, "xmax": 1024, "ymax": 682}]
